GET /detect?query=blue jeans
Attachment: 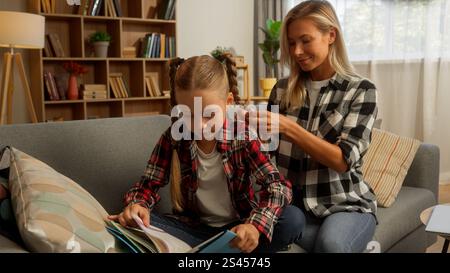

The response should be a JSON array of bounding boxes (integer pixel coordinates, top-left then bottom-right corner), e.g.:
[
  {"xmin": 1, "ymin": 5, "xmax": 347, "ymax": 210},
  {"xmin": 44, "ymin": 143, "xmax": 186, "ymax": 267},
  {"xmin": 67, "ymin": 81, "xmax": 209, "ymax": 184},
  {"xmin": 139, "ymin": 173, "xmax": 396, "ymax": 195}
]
[
  {"xmin": 297, "ymin": 211, "xmax": 376, "ymax": 253},
  {"xmin": 150, "ymin": 205, "xmax": 305, "ymax": 253}
]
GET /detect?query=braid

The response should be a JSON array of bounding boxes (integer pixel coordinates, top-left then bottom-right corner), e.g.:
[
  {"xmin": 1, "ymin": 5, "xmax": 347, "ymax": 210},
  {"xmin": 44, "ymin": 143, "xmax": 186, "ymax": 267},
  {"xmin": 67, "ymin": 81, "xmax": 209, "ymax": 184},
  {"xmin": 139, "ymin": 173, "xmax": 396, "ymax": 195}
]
[
  {"xmin": 168, "ymin": 57, "xmax": 185, "ymax": 213},
  {"xmin": 216, "ymin": 53, "xmax": 241, "ymax": 104},
  {"xmin": 169, "ymin": 57, "xmax": 185, "ymax": 107}
]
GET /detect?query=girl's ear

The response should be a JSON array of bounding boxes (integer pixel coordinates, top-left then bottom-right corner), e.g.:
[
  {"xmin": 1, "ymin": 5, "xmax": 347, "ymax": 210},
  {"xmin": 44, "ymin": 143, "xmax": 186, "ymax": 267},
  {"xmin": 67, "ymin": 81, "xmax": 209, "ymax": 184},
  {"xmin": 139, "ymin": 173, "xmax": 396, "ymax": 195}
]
[{"xmin": 226, "ymin": 92, "xmax": 234, "ymax": 105}]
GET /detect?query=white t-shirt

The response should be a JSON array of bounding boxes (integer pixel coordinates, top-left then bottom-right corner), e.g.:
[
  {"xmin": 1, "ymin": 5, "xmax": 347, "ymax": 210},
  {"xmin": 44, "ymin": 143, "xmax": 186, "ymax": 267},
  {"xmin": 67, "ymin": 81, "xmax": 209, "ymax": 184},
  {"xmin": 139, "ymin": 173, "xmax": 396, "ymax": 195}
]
[
  {"xmin": 195, "ymin": 143, "xmax": 238, "ymax": 227},
  {"xmin": 305, "ymin": 78, "xmax": 330, "ymax": 126}
]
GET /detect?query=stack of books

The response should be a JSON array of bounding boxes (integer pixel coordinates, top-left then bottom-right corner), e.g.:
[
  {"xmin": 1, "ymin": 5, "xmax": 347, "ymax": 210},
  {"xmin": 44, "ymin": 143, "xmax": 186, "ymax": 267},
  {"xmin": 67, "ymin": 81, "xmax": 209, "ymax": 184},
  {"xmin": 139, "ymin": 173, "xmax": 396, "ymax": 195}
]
[
  {"xmin": 82, "ymin": 84, "xmax": 107, "ymax": 100},
  {"xmin": 109, "ymin": 73, "xmax": 130, "ymax": 98},
  {"xmin": 78, "ymin": 0, "xmax": 104, "ymax": 16},
  {"xmin": 140, "ymin": 33, "xmax": 176, "ymax": 59},
  {"xmin": 123, "ymin": 47, "xmax": 137, "ymax": 58}
]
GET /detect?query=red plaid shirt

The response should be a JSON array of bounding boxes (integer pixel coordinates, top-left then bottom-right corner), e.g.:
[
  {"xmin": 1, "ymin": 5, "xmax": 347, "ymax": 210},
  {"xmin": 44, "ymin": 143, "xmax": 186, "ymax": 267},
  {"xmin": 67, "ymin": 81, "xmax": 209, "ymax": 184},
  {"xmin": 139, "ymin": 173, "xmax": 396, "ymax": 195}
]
[{"xmin": 124, "ymin": 120, "xmax": 292, "ymax": 241}]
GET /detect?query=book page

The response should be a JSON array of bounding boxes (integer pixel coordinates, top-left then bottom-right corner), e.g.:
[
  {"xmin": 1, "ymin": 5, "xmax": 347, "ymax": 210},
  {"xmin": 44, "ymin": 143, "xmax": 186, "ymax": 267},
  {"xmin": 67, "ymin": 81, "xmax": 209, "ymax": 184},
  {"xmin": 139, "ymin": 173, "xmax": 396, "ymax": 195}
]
[{"xmin": 132, "ymin": 214, "xmax": 192, "ymax": 253}]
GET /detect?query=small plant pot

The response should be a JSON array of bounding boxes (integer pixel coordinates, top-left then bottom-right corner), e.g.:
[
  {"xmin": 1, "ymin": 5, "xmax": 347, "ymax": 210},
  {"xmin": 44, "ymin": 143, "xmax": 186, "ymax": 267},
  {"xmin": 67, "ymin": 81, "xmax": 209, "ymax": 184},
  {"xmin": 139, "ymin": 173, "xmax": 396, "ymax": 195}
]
[
  {"xmin": 260, "ymin": 78, "xmax": 277, "ymax": 98},
  {"xmin": 93, "ymin": 41, "xmax": 110, "ymax": 58}
]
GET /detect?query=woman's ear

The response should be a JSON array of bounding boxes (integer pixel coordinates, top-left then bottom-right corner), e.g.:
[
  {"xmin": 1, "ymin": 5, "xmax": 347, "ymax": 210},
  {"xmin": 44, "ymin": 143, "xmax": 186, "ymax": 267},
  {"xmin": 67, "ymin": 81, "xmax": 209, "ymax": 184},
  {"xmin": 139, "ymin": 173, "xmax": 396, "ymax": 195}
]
[
  {"xmin": 329, "ymin": 27, "xmax": 337, "ymax": 45},
  {"xmin": 226, "ymin": 92, "xmax": 234, "ymax": 105}
]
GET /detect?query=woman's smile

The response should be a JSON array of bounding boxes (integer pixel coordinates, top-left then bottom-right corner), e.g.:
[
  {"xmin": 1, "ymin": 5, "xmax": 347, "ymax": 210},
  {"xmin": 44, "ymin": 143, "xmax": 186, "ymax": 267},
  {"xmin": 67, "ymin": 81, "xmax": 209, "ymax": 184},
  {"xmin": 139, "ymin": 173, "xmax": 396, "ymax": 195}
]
[{"xmin": 297, "ymin": 56, "xmax": 313, "ymax": 67}]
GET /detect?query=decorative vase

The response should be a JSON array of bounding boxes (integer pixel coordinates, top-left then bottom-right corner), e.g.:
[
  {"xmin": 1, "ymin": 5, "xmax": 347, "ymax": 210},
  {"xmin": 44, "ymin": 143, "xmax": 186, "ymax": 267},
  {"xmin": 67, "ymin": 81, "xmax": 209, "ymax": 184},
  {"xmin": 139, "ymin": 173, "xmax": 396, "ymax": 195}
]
[
  {"xmin": 260, "ymin": 78, "xmax": 277, "ymax": 98},
  {"xmin": 67, "ymin": 74, "xmax": 79, "ymax": 100},
  {"xmin": 93, "ymin": 41, "xmax": 110, "ymax": 58}
]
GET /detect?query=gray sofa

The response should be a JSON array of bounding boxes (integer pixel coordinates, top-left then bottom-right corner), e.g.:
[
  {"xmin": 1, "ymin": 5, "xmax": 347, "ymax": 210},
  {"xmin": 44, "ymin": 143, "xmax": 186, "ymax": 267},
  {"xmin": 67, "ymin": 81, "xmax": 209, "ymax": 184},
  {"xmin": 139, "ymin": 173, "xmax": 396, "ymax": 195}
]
[{"xmin": 0, "ymin": 115, "xmax": 439, "ymax": 253}]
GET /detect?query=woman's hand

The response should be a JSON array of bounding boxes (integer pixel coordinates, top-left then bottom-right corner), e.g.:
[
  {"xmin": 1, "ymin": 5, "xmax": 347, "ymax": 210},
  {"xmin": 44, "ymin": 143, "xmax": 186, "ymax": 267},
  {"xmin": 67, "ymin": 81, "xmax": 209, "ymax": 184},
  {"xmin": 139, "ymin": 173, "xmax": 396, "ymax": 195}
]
[
  {"xmin": 229, "ymin": 224, "xmax": 260, "ymax": 253},
  {"xmin": 247, "ymin": 110, "xmax": 295, "ymax": 135},
  {"xmin": 108, "ymin": 203, "xmax": 150, "ymax": 228}
]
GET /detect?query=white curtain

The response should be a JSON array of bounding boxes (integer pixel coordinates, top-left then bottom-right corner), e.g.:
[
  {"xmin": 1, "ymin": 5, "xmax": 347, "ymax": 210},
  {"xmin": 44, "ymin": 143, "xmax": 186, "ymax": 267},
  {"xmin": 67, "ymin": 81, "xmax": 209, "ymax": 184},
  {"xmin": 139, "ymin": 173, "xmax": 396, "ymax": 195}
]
[{"xmin": 284, "ymin": 0, "xmax": 450, "ymax": 180}]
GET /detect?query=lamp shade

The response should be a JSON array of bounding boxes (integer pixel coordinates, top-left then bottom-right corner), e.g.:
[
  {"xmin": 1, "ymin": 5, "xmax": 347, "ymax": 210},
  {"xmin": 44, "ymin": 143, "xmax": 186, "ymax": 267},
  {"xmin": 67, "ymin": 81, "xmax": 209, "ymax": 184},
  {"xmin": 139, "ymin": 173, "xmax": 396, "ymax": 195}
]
[{"xmin": 0, "ymin": 11, "xmax": 45, "ymax": 49}]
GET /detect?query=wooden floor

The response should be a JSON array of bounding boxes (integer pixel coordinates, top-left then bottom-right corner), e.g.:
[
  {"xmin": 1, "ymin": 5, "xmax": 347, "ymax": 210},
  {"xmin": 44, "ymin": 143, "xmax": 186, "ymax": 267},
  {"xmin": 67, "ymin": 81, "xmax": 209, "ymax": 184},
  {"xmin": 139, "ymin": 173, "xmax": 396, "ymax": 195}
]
[{"xmin": 426, "ymin": 183, "xmax": 450, "ymax": 253}]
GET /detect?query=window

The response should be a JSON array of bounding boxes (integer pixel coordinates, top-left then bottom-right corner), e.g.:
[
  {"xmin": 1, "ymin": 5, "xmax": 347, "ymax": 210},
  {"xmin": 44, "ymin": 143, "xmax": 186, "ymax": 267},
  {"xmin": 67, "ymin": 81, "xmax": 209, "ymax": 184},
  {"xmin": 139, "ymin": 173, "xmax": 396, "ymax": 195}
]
[{"xmin": 285, "ymin": 0, "xmax": 450, "ymax": 61}]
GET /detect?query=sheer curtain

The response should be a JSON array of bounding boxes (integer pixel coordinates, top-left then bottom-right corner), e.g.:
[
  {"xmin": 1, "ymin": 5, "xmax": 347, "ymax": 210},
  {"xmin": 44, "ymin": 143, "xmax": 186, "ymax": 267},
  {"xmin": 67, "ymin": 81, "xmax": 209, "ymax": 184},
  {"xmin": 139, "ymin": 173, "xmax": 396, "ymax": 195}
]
[{"xmin": 282, "ymin": 0, "xmax": 450, "ymax": 180}]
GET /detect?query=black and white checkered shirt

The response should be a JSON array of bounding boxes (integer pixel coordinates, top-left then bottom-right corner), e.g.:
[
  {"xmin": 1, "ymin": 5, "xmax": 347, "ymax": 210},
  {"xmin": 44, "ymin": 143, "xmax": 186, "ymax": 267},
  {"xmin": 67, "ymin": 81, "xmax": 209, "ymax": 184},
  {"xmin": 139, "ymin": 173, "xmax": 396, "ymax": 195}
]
[{"xmin": 268, "ymin": 73, "xmax": 378, "ymax": 218}]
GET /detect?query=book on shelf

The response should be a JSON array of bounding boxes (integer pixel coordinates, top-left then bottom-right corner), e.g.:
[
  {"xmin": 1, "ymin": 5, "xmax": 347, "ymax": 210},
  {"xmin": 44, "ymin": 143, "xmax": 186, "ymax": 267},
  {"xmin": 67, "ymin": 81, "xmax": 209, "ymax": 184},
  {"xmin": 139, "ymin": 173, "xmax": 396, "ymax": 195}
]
[
  {"xmin": 40, "ymin": 0, "xmax": 52, "ymax": 14},
  {"xmin": 78, "ymin": 0, "xmax": 90, "ymax": 15},
  {"xmin": 140, "ymin": 33, "xmax": 175, "ymax": 58},
  {"xmin": 157, "ymin": 0, "xmax": 176, "ymax": 20},
  {"xmin": 159, "ymin": 33, "xmax": 166, "ymax": 59},
  {"xmin": 82, "ymin": 84, "xmax": 107, "ymax": 99},
  {"xmin": 77, "ymin": 0, "xmax": 103, "ymax": 16},
  {"xmin": 91, "ymin": 0, "xmax": 103, "ymax": 16},
  {"xmin": 109, "ymin": 74, "xmax": 129, "ymax": 98},
  {"xmin": 43, "ymin": 71, "xmax": 60, "ymax": 101},
  {"xmin": 117, "ymin": 77, "xmax": 130, "ymax": 98},
  {"xmin": 43, "ymin": 36, "xmax": 53, "ymax": 57},
  {"xmin": 113, "ymin": 0, "xmax": 123, "ymax": 17},
  {"xmin": 123, "ymin": 47, "xmax": 137, "ymax": 58},
  {"xmin": 105, "ymin": 0, "xmax": 115, "ymax": 17},
  {"xmin": 109, "ymin": 77, "xmax": 120, "ymax": 98},
  {"xmin": 53, "ymin": 74, "xmax": 68, "ymax": 100},
  {"xmin": 82, "ymin": 84, "xmax": 107, "ymax": 92},
  {"xmin": 145, "ymin": 72, "xmax": 162, "ymax": 97},
  {"xmin": 47, "ymin": 33, "xmax": 65, "ymax": 58},
  {"xmin": 105, "ymin": 214, "xmax": 239, "ymax": 253}
]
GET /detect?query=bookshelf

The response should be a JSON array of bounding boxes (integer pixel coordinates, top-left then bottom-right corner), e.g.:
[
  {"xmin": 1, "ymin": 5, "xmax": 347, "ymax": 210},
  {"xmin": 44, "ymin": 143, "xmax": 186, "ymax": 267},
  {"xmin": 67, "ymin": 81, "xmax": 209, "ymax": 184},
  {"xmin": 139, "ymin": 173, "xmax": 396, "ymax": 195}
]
[{"xmin": 28, "ymin": 0, "xmax": 176, "ymax": 122}]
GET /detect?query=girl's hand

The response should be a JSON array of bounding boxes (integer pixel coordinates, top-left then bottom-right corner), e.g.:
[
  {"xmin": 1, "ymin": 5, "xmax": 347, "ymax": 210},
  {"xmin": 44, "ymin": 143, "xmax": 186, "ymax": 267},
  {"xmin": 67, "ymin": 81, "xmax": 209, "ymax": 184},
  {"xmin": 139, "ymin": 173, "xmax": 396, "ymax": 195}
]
[
  {"xmin": 108, "ymin": 203, "xmax": 150, "ymax": 228},
  {"xmin": 229, "ymin": 224, "xmax": 260, "ymax": 253}
]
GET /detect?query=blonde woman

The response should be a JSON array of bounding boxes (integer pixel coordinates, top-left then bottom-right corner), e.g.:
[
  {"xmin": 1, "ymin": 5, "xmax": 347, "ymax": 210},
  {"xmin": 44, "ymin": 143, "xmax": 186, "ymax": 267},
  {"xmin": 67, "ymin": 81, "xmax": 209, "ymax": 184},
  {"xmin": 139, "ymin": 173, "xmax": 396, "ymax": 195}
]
[{"xmin": 262, "ymin": 0, "xmax": 378, "ymax": 253}]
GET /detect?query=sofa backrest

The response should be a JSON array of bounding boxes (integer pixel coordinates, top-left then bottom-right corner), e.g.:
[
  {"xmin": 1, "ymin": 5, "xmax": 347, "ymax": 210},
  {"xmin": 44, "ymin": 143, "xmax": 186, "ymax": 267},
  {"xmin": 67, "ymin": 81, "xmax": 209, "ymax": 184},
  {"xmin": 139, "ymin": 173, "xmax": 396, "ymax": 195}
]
[
  {"xmin": 0, "ymin": 116, "xmax": 171, "ymax": 214},
  {"xmin": 0, "ymin": 116, "xmax": 440, "ymax": 214}
]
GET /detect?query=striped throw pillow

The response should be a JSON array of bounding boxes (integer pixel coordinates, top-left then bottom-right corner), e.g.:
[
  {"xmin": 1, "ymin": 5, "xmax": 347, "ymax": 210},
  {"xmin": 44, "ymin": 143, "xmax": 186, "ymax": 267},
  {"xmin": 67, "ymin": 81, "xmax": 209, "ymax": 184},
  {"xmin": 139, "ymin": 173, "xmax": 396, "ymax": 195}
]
[{"xmin": 362, "ymin": 129, "xmax": 421, "ymax": 208}]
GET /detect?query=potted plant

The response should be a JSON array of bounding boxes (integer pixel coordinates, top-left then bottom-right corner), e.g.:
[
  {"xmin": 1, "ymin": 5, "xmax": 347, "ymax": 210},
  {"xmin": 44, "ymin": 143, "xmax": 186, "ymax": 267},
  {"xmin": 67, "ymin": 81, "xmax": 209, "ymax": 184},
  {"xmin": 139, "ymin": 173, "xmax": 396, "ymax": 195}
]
[
  {"xmin": 89, "ymin": 31, "xmax": 112, "ymax": 58},
  {"xmin": 63, "ymin": 61, "xmax": 88, "ymax": 100},
  {"xmin": 258, "ymin": 19, "xmax": 282, "ymax": 97}
]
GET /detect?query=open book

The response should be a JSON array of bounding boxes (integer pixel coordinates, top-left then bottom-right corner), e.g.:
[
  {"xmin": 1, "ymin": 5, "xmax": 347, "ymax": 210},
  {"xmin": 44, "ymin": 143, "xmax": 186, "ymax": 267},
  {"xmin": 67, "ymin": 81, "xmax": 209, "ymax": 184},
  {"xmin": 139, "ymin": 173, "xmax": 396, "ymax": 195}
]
[{"xmin": 105, "ymin": 214, "xmax": 240, "ymax": 253}]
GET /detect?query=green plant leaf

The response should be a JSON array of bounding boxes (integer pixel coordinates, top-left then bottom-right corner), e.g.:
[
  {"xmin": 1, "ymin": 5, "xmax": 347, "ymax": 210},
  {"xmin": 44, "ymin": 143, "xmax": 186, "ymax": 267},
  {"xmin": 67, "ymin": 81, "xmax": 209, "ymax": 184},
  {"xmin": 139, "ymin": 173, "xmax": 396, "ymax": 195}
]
[{"xmin": 89, "ymin": 31, "xmax": 112, "ymax": 43}]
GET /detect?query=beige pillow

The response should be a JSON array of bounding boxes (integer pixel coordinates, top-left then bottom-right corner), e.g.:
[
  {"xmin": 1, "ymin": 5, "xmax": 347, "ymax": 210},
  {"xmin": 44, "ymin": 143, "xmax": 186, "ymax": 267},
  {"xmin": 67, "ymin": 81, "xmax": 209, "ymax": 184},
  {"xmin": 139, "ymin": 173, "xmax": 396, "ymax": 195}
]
[
  {"xmin": 362, "ymin": 129, "xmax": 421, "ymax": 207},
  {"xmin": 6, "ymin": 147, "xmax": 119, "ymax": 253}
]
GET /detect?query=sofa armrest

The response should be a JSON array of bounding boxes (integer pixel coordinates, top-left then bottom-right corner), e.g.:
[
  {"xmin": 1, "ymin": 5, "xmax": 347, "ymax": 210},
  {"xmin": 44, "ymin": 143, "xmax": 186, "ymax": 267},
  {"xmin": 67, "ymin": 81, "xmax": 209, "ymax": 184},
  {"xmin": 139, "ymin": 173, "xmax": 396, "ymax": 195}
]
[{"xmin": 403, "ymin": 144, "xmax": 440, "ymax": 202}]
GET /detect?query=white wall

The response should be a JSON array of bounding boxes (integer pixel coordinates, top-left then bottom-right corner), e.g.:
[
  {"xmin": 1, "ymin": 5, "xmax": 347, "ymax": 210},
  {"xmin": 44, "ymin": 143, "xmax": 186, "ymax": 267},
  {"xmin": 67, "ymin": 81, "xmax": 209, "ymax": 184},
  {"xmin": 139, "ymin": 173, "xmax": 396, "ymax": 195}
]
[{"xmin": 177, "ymin": 0, "xmax": 254, "ymax": 94}]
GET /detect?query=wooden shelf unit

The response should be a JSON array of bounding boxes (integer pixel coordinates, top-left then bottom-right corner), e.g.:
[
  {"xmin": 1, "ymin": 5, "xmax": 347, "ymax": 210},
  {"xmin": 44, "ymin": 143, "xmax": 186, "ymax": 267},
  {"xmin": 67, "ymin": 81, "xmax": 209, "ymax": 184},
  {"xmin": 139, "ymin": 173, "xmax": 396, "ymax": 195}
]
[{"xmin": 28, "ymin": 0, "xmax": 175, "ymax": 122}]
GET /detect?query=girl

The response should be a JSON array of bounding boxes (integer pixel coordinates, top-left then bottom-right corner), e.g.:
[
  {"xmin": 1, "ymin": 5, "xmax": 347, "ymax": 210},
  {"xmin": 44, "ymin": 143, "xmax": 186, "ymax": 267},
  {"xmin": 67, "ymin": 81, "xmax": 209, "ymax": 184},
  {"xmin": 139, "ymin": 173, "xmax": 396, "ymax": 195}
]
[
  {"xmin": 261, "ymin": 0, "xmax": 378, "ymax": 253},
  {"xmin": 109, "ymin": 54, "xmax": 305, "ymax": 253}
]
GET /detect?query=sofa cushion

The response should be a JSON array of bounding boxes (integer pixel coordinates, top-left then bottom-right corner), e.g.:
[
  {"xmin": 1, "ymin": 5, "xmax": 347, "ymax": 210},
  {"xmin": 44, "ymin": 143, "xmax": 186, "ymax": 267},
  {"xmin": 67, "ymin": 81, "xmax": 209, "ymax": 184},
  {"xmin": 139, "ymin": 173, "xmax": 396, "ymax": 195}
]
[
  {"xmin": 5, "ymin": 147, "xmax": 118, "ymax": 253},
  {"xmin": 362, "ymin": 129, "xmax": 421, "ymax": 207},
  {"xmin": 373, "ymin": 186, "xmax": 435, "ymax": 252}
]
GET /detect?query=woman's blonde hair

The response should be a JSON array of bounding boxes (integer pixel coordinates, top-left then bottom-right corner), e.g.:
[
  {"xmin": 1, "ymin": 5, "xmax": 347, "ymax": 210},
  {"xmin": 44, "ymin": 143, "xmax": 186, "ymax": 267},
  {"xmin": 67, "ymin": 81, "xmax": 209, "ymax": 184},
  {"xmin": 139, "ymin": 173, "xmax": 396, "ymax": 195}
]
[
  {"xmin": 280, "ymin": 0, "xmax": 358, "ymax": 111},
  {"xmin": 168, "ymin": 54, "xmax": 239, "ymax": 213}
]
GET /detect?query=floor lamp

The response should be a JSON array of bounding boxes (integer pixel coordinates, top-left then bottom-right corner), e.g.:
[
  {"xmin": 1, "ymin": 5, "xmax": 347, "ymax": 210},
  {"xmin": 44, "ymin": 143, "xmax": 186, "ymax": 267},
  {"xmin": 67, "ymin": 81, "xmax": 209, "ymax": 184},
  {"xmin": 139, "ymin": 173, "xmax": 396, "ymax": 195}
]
[{"xmin": 0, "ymin": 11, "xmax": 45, "ymax": 125}]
